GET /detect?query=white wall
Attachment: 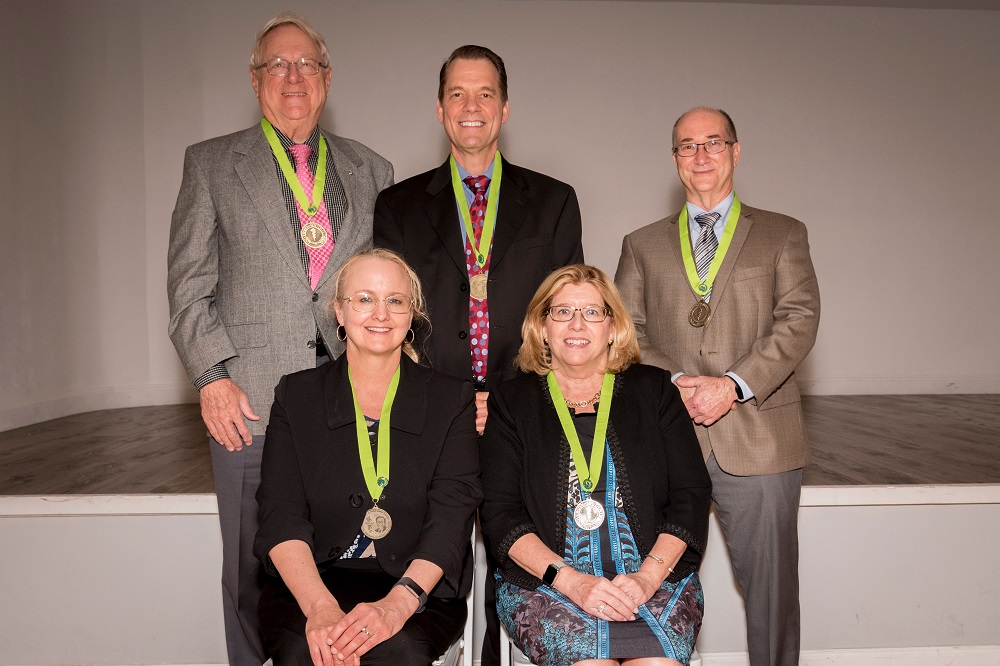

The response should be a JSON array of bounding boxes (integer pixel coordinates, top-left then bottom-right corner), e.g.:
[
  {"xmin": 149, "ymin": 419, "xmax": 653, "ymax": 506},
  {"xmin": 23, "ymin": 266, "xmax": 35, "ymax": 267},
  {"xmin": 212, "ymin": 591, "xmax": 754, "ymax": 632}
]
[{"xmin": 2, "ymin": 0, "xmax": 999, "ymax": 430}]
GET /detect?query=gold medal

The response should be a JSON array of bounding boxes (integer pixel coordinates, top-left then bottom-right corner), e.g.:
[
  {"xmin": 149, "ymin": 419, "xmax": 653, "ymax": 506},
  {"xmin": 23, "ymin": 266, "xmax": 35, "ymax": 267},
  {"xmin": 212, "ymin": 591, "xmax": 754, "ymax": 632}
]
[
  {"xmin": 361, "ymin": 506, "xmax": 392, "ymax": 539},
  {"xmin": 300, "ymin": 222, "xmax": 328, "ymax": 249},
  {"xmin": 469, "ymin": 273, "xmax": 488, "ymax": 300},
  {"xmin": 689, "ymin": 300, "xmax": 712, "ymax": 328},
  {"xmin": 574, "ymin": 498, "xmax": 605, "ymax": 530}
]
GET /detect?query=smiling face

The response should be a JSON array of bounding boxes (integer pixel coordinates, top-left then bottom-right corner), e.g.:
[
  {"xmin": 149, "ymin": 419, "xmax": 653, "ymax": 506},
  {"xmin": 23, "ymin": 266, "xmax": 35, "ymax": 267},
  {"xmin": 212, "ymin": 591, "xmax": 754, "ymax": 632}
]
[
  {"xmin": 544, "ymin": 282, "xmax": 614, "ymax": 379},
  {"xmin": 333, "ymin": 257, "xmax": 414, "ymax": 361},
  {"xmin": 672, "ymin": 108, "xmax": 740, "ymax": 210},
  {"xmin": 436, "ymin": 57, "xmax": 510, "ymax": 172},
  {"xmin": 250, "ymin": 24, "xmax": 331, "ymax": 142}
]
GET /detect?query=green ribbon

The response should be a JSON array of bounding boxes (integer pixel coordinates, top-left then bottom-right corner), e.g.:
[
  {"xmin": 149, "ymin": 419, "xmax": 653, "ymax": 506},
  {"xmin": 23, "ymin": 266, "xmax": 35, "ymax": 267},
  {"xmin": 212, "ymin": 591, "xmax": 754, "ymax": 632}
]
[
  {"xmin": 260, "ymin": 117, "xmax": 328, "ymax": 217},
  {"xmin": 449, "ymin": 151, "xmax": 502, "ymax": 268},
  {"xmin": 349, "ymin": 365, "xmax": 400, "ymax": 502},
  {"xmin": 678, "ymin": 194, "xmax": 742, "ymax": 297},
  {"xmin": 546, "ymin": 372, "xmax": 615, "ymax": 493}
]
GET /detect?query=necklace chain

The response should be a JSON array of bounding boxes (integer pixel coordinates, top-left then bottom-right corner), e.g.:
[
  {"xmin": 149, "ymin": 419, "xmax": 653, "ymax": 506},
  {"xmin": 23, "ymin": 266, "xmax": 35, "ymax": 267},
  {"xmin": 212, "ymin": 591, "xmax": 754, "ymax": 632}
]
[{"xmin": 564, "ymin": 389, "xmax": 603, "ymax": 409}]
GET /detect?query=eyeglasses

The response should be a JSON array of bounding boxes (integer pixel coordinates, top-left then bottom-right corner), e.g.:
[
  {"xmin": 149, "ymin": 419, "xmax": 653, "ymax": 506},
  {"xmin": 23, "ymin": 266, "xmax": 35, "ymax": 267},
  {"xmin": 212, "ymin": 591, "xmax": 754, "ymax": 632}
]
[
  {"xmin": 342, "ymin": 293, "xmax": 412, "ymax": 314},
  {"xmin": 255, "ymin": 57, "xmax": 327, "ymax": 77},
  {"xmin": 672, "ymin": 139, "xmax": 734, "ymax": 157},
  {"xmin": 547, "ymin": 305, "xmax": 610, "ymax": 323}
]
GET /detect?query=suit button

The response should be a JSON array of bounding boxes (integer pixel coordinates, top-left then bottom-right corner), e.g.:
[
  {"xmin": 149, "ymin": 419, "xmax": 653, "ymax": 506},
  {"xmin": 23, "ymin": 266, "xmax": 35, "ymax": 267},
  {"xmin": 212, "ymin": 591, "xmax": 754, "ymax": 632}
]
[
  {"xmin": 389, "ymin": 555, "xmax": 397, "ymax": 561},
  {"xmin": 328, "ymin": 546, "xmax": 342, "ymax": 558},
  {"xmin": 307, "ymin": 340, "xmax": 317, "ymax": 349},
  {"xmin": 460, "ymin": 283, "xmax": 468, "ymax": 292},
  {"xmin": 458, "ymin": 331, "xmax": 467, "ymax": 340},
  {"xmin": 312, "ymin": 292, "xmax": 319, "ymax": 302},
  {"xmin": 349, "ymin": 493, "xmax": 364, "ymax": 508}
]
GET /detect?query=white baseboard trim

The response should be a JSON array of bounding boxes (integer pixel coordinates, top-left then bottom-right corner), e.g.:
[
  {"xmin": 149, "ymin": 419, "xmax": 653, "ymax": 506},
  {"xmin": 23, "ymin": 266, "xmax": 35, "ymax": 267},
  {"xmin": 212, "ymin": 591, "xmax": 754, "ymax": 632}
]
[
  {"xmin": 699, "ymin": 644, "xmax": 1000, "ymax": 665},
  {"xmin": 0, "ymin": 382, "xmax": 198, "ymax": 431},
  {"xmin": 798, "ymin": 375, "xmax": 1000, "ymax": 395}
]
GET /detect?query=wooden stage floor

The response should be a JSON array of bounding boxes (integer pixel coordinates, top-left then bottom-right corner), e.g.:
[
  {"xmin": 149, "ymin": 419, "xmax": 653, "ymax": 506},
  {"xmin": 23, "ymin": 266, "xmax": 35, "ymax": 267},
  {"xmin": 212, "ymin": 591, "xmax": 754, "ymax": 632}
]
[{"xmin": 1, "ymin": 395, "xmax": 998, "ymax": 495}]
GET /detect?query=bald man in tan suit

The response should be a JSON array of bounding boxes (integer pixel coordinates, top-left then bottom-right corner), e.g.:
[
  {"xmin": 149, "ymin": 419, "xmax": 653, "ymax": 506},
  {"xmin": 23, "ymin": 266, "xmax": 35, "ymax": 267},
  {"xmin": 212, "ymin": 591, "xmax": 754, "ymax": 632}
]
[{"xmin": 615, "ymin": 107, "xmax": 820, "ymax": 666}]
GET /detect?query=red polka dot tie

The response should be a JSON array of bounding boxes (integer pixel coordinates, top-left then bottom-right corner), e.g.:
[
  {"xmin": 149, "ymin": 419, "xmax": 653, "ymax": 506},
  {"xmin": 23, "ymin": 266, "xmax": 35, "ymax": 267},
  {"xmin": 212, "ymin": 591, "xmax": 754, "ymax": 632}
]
[
  {"xmin": 463, "ymin": 175, "xmax": 491, "ymax": 384},
  {"xmin": 290, "ymin": 143, "xmax": 334, "ymax": 289}
]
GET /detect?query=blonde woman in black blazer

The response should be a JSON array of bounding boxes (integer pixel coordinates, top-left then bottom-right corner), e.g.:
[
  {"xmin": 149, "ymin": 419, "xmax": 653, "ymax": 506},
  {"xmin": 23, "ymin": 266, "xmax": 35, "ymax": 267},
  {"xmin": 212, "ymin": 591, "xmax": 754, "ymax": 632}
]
[{"xmin": 255, "ymin": 249, "xmax": 481, "ymax": 666}]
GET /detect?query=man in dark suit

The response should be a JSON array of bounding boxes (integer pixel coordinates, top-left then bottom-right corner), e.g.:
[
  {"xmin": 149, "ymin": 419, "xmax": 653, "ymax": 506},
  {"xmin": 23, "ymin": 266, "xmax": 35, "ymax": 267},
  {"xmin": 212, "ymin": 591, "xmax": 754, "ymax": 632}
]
[
  {"xmin": 373, "ymin": 45, "xmax": 583, "ymax": 664},
  {"xmin": 615, "ymin": 107, "xmax": 820, "ymax": 665},
  {"xmin": 167, "ymin": 12, "xmax": 392, "ymax": 664}
]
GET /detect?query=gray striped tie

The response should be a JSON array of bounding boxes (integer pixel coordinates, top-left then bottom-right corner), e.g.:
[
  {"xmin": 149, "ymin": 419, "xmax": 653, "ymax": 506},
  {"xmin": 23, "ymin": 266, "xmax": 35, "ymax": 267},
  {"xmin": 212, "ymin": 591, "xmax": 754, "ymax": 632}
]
[{"xmin": 694, "ymin": 211, "xmax": 722, "ymax": 284}]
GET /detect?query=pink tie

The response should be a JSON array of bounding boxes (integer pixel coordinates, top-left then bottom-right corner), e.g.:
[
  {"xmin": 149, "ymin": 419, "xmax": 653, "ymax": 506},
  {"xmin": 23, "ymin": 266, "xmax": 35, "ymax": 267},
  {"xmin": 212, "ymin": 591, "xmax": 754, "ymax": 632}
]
[
  {"xmin": 463, "ymin": 175, "xmax": 490, "ymax": 384},
  {"xmin": 289, "ymin": 143, "xmax": 334, "ymax": 289}
]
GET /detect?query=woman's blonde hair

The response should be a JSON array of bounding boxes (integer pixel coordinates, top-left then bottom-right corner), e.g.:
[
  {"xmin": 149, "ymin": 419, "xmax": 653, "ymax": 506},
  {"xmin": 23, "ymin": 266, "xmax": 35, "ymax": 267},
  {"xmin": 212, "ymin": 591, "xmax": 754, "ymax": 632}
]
[
  {"xmin": 333, "ymin": 248, "xmax": 430, "ymax": 363},
  {"xmin": 515, "ymin": 264, "xmax": 640, "ymax": 375}
]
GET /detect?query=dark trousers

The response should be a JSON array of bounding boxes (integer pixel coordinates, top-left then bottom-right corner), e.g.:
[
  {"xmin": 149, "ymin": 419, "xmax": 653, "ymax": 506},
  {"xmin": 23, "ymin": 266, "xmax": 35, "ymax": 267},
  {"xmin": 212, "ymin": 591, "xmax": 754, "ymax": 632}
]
[{"xmin": 260, "ymin": 566, "xmax": 467, "ymax": 666}]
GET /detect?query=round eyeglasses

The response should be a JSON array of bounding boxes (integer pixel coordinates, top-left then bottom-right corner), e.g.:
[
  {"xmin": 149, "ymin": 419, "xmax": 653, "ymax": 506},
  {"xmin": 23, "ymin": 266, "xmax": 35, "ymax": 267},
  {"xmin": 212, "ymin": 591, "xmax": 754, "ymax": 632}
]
[
  {"xmin": 547, "ymin": 305, "xmax": 610, "ymax": 323},
  {"xmin": 255, "ymin": 57, "xmax": 327, "ymax": 77},
  {"xmin": 342, "ymin": 293, "xmax": 412, "ymax": 314},
  {"xmin": 672, "ymin": 139, "xmax": 734, "ymax": 157}
]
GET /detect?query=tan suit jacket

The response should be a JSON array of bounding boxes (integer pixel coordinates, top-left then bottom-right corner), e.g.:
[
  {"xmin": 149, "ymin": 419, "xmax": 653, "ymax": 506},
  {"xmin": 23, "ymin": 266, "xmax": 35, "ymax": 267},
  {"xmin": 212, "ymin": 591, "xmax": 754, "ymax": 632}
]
[{"xmin": 615, "ymin": 203, "xmax": 820, "ymax": 476}]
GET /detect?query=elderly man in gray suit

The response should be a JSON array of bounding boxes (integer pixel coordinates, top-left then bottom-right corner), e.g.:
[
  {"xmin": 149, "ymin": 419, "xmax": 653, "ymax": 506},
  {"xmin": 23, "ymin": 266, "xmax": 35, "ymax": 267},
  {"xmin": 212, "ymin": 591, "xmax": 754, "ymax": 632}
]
[{"xmin": 167, "ymin": 12, "xmax": 392, "ymax": 664}]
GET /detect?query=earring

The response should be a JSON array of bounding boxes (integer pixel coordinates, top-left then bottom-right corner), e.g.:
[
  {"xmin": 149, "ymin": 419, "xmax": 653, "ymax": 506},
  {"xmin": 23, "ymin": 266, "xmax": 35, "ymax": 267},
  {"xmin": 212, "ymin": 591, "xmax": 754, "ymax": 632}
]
[
  {"xmin": 404, "ymin": 329, "xmax": 415, "ymax": 344},
  {"xmin": 609, "ymin": 338, "xmax": 614, "ymax": 346},
  {"xmin": 337, "ymin": 325, "xmax": 347, "ymax": 342}
]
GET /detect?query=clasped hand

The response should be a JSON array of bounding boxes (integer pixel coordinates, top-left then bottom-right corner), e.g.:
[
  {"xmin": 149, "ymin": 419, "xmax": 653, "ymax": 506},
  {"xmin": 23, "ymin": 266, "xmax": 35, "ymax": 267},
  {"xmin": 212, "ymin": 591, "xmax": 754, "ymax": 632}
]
[
  {"xmin": 305, "ymin": 592, "xmax": 413, "ymax": 666},
  {"xmin": 674, "ymin": 375, "xmax": 738, "ymax": 425},
  {"xmin": 560, "ymin": 568, "xmax": 659, "ymax": 621}
]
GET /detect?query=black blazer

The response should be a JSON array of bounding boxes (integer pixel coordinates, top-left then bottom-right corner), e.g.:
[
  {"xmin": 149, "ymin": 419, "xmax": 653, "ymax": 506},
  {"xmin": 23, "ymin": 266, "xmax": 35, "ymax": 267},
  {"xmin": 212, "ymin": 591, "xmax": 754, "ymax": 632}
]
[
  {"xmin": 254, "ymin": 353, "xmax": 483, "ymax": 598},
  {"xmin": 480, "ymin": 364, "xmax": 712, "ymax": 591},
  {"xmin": 373, "ymin": 156, "xmax": 584, "ymax": 389}
]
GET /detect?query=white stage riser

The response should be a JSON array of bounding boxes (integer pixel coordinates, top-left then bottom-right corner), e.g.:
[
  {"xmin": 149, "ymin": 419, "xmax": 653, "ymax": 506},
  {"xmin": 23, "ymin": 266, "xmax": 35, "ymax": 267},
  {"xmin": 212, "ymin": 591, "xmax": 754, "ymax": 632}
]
[{"xmin": 0, "ymin": 487, "xmax": 997, "ymax": 665}]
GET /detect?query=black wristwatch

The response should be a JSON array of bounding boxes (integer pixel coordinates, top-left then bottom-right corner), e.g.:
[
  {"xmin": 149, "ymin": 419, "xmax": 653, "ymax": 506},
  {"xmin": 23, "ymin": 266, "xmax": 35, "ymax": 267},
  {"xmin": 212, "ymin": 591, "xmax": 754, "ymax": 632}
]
[
  {"xmin": 542, "ymin": 561, "xmax": 568, "ymax": 586},
  {"xmin": 395, "ymin": 577, "xmax": 428, "ymax": 613}
]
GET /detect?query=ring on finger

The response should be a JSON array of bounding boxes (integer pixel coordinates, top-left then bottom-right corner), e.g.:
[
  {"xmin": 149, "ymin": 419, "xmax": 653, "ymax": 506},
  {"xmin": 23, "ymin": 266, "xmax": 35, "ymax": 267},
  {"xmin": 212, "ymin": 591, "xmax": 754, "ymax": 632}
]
[
  {"xmin": 597, "ymin": 603, "xmax": 606, "ymax": 613},
  {"xmin": 360, "ymin": 626, "xmax": 371, "ymax": 637}
]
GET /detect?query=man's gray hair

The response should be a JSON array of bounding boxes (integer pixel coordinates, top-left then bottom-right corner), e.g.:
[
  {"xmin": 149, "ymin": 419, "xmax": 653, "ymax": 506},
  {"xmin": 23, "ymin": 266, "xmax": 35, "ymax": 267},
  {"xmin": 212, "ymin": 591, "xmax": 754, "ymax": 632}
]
[{"xmin": 249, "ymin": 11, "xmax": 330, "ymax": 70}]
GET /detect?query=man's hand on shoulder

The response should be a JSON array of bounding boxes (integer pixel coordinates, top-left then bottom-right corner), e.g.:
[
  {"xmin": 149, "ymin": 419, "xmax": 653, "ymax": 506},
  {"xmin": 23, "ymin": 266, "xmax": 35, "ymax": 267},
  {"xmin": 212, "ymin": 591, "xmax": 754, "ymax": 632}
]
[
  {"xmin": 200, "ymin": 378, "xmax": 260, "ymax": 451},
  {"xmin": 674, "ymin": 375, "xmax": 738, "ymax": 426}
]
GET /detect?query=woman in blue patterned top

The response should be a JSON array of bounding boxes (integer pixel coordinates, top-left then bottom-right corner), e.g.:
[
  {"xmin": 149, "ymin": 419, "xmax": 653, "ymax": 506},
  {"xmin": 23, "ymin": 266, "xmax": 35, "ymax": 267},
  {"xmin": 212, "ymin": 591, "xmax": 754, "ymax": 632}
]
[{"xmin": 481, "ymin": 264, "xmax": 711, "ymax": 666}]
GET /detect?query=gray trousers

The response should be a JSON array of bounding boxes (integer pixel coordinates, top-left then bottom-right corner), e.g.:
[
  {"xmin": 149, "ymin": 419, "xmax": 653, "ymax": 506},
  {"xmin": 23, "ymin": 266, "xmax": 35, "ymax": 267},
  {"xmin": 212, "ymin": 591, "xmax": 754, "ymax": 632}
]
[
  {"xmin": 707, "ymin": 453, "xmax": 802, "ymax": 666},
  {"xmin": 210, "ymin": 434, "xmax": 267, "ymax": 666}
]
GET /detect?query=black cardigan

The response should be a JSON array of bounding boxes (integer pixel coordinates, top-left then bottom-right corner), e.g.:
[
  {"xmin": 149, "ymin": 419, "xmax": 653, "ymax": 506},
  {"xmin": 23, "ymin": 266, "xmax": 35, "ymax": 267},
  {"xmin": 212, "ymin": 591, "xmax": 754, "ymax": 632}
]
[
  {"xmin": 480, "ymin": 364, "xmax": 711, "ymax": 590},
  {"xmin": 254, "ymin": 354, "xmax": 483, "ymax": 598}
]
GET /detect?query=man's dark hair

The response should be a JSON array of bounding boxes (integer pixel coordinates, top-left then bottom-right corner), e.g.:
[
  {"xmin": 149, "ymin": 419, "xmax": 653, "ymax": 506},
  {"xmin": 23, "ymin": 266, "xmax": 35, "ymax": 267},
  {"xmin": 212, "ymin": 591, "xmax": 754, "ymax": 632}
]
[{"xmin": 437, "ymin": 45, "xmax": 508, "ymax": 102}]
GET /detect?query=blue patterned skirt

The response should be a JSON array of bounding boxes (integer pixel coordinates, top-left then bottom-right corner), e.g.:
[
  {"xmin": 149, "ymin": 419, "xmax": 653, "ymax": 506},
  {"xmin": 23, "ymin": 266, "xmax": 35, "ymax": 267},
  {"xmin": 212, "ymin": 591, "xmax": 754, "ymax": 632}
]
[{"xmin": 496, "ymin": 437, "xmax": 703, "ymax": 665}]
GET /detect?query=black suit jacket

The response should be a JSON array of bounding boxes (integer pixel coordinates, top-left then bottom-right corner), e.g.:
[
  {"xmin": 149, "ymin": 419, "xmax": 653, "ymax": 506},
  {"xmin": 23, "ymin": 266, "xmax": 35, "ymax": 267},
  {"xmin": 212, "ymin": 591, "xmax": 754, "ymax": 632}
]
[
  {"xmin": 480, "ymin": 365, "xmax": 712, "ymax": 591},
  {"xmin": 254, "ymin": 354, "xmax": 483, "ymax": 598},
  {"xmin": 374, "ymin": 156, "xmax": 584, "ymax": 389}
]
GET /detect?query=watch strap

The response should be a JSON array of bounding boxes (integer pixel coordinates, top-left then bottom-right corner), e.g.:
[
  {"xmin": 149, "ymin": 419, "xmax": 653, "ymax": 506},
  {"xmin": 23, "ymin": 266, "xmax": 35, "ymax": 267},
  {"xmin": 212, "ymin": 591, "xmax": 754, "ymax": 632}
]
[{"xmin": 394, "ymin": 576, "xmax": 428, "ymax": 613}]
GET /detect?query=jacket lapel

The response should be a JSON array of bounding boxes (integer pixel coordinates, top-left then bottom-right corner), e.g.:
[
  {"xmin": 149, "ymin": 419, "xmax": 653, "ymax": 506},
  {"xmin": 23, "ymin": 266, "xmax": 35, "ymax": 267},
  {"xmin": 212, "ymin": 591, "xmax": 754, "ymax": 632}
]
[
  {"xmin": 324, "ymin": 354, "xmax": 426, "ymax": 436},
  {"xmin": 703, "ymin": 206, "xmax": 753, "ymax": 319},
  {"xmin": 234, "ymin": 127, "xmax": 310, "ymax": 289},
  {"xmin": 424, "ymin": 160, "xmax": 469, "ymax": 276},
  {"xmin": 486, "ymin": 157, "xmax": 529, "ymax": 271}
]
